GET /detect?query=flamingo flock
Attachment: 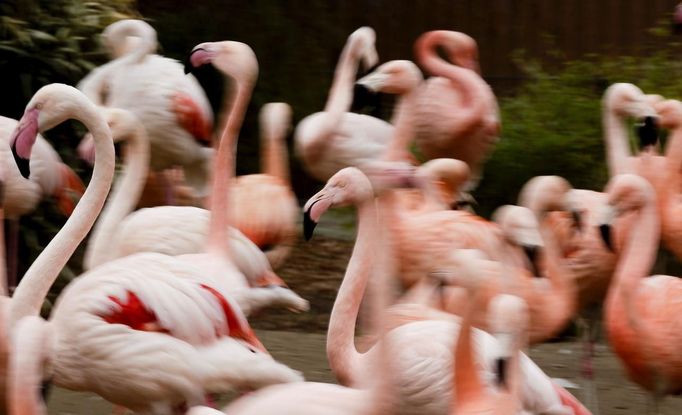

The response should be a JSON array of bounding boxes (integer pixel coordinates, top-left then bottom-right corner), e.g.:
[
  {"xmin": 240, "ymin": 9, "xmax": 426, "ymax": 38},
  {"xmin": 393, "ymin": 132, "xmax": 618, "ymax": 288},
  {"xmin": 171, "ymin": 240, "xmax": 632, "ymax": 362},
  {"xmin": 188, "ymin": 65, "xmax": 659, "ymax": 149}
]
[{"xmin": 2, "ymin": 17, "xmax": 682, "ymax": 415}]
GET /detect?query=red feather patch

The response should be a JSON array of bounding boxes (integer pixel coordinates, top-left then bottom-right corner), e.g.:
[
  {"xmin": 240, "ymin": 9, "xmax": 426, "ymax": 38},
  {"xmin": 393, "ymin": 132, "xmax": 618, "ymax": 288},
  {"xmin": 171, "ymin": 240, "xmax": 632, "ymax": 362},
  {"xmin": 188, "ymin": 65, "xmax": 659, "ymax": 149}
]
[{"xmin": 102, "ymin": 291, "xmax": 168, "ymax": 333}]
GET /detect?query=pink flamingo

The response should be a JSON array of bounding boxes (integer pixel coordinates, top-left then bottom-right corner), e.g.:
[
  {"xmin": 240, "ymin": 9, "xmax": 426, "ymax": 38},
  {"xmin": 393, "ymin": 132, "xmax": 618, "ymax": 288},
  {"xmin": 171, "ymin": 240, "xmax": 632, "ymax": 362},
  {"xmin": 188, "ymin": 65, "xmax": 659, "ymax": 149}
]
[
  {"xmin": 350, "ymin": 61, "xmax": 576, "ymax": 343},
  {"xmin": 7, "ymin": 82, "xmax": 302, "ymax": 414},
  {"xmin": 231, "ymin": 103, "xmax": 299, "ymax": 269},
  {"xmin": 78, "ymin": 19, "xmax": 215, "ymax": 202},
  {"xmin": 294, "ymin": 27, "xmax": 395, "ymax": 182},
  {"xmin": 598, "ymin": 173, "xmax": 682, "ymax": 405},
  {"xmin": 303, "ymin": 166, "xmax": 587, "ymax": 415},
  {"xmin": 183, "ymin": 187, "xmax": 401, "ymax": 415},
  {"xmin": 413, "ymin": 30, "xmax": 500, "ymax": 190},
  {"xmin": 644, "ymin": 99, "xmax": 682, "ymax": 260}
]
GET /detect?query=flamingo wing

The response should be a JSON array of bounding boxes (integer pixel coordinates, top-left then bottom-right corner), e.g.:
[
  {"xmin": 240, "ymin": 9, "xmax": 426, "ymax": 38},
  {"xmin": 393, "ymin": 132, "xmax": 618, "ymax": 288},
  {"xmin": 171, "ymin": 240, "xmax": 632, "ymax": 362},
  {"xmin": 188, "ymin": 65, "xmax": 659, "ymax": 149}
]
[{"xmin": 172, "ymin": 91, "xmax": 213, "ymax": 145}]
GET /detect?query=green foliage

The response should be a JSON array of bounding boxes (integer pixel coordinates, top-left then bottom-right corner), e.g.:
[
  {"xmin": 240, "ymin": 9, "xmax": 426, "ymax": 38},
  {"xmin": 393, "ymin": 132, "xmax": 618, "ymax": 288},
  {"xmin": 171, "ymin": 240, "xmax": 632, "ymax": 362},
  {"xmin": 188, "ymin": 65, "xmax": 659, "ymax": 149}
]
[
  {"xmin": 475, "ymin": 42, "xmax": 682, "ymax": 216},
  {"xmin": 0, "ymin": 1, "xmax": 138, "ymax": 316}
]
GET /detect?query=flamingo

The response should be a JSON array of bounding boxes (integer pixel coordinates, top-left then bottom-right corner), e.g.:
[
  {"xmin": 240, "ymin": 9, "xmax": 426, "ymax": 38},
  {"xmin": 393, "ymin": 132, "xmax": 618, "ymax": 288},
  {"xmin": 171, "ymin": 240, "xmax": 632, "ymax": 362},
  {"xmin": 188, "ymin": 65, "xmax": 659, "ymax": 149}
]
[
  {"xmin": 412, "ymin": 30, "xmax": 500, "ymax": 190},
  {"xmin": 602, "ymin": 83, "xmax": 660, "ymax": 184},
  {"xmin": 6, "ymin": 84, "xmax": 303, "ymax": 414},
  {"xmin": 182, "ymin": 187, "xmax": 402, "ymax": 415},
  {"xmin": 642, "ymin": 99, "xmax": 682, "ymax": 260},
  {"xmin": 294, "ymin": 27, "xmax": 395, "ymax": 182},
  {"xmin": 78, "ymin": 19, "xmax": 216, "ymax": 202},
  {"xmin": 303, "ymin": 166, "xmax": 587, "ymax": 415},
  {"xmin": 349, "ymin": 61, "xmax": 576, "ymax": 343},
  {"xmin": 231, "ymin": 103, "xmax": 299, "ymax": 269},
  {"xmin": 596, "ymin": 173, "xmax": 682, "ymax": 406},
  {"xmin": 78, "ymin": 108, "xmax": 302, "ymax": 314},
  {"xmin": 87, "ymin": 41, "xmax": 308, "ymax": 315}
]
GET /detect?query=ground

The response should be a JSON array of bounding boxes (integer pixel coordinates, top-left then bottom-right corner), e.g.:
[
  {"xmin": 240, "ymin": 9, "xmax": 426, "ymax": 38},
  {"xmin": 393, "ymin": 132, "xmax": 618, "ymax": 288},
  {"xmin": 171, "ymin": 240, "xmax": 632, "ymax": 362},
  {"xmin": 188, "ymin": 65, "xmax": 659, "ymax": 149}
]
[{"xmin": 46, "ymin": 212, "xmax": 682, "ymax": 414}]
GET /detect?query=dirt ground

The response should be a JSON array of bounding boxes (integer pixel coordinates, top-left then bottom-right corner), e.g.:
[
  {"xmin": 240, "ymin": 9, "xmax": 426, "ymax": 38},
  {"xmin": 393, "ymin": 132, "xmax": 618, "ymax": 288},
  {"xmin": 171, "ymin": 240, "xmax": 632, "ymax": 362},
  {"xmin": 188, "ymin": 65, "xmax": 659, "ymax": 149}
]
[{"xmin": 46, "ymin": 225, "xmax": 682, "ymax": 414}]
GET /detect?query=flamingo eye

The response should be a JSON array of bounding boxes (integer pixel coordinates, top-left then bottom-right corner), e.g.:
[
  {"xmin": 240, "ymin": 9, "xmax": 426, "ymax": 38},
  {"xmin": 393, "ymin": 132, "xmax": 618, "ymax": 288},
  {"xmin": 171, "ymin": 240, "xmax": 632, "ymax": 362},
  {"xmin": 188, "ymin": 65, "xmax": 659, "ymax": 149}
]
[{"xmin": 35, "ymin": 103, "xmax": 43, "ymax": 110}]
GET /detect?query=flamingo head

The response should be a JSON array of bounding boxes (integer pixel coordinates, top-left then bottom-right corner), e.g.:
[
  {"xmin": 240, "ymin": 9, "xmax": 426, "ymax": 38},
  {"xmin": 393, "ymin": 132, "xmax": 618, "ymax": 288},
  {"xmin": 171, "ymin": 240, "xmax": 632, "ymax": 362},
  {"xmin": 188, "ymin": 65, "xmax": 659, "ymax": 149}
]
[
  {"xmin": 185, "ymin": 41, "xmax": 258, "ymax": 86},
  {"xmin": 518, "ymin": 175, "xmax": 582, "ymax": 232},
  {"xmin": 78, "ymin": 108, "xmax": 142, "ymax": 165},
  {"xmin": 492, "ymin": 205, "xmax": 544, "ymax": 277},
  {"xmin": 356, "ymin": 60, "xmax": 423, "ymax": 96},
  {"xmin": 488, "ymin": 294, "xmax": 528, "ymax": 389},
  {"xmin": 348, "ymin": 26, "xmax": 378, "ymax": 70},
  {"xmin": 598, "ymin": 174, "xmax": 655, "ymax": 252},
  {"xmin": 11, "ymin": 84, "xmax": 89, "ymax": 179},
  {"xmin": 303, "ymin": 167, "xmax": 373, "ymax": 240},
  {"xmin": 604, "ymin": 83, "xmax": 658, "ymax": 126},
  {"xmin": 418, "ymin": 158, "xmax": 471, "ymax": 209}
]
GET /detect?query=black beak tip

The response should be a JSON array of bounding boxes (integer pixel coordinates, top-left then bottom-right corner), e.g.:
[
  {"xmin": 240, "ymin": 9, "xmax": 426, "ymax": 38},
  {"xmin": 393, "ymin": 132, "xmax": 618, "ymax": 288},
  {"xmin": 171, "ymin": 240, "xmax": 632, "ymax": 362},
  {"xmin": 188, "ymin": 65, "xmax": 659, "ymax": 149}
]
[
  {"xmin": 495, "ymin": 357, "xmax": 508, "ymax": 389},
  {"xmin": 637, "ymin": 116, "xmax": 659, "ymax": 148},
  {"xmin": 11, "ymin": 143, "xmax": 30, "ymax": 179},
  {"xmin": 599, "ymin": 224, "xmax": 613, "ymax": 252},
  {"xmin": 303, "ymin": 209, "xmax": 317, "ymax": 241}
]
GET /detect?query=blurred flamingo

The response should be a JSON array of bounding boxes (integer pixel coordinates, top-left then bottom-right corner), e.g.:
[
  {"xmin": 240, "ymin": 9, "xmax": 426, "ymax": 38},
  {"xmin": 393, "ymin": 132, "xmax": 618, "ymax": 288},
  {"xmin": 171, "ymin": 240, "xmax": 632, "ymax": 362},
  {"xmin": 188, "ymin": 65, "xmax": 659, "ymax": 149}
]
[
  {"xmin": 78, "ymin": 19, "xmax": 216, "ymax": 203},
  {"xmin": 598, "ymin": 174, "xmax": 682, "ymax": 406},
  {"xmin": 645, "ymin": 99, "xmax": 682, "ymax": 260},
  {"xmin": 231, "ymin": 103, "xmax": 299, "ymax": 268},
  {"xmin": 413, "ymin": 30, "xmax": 500, "ymax": 190},
  {"xmin": 7, "ymin": 82, "xmax": 302, "ymax": 415},
  {"xmin": 294, "ymin": 27, "xmax": 395, "ymax": 182},
  {"xmin": 303, "ymin": 166, "xmax": 586, "ymax": 415}
]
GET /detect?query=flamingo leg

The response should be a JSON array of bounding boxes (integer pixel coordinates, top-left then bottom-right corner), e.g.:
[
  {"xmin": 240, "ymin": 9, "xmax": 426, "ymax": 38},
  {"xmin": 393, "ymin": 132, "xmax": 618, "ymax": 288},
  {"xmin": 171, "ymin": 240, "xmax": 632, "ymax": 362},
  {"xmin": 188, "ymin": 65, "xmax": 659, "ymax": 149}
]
[
  {"xmin": 577, "ymin": 317, "xmax": 601, "ymax": 415},
  {"xmin": 6, "ymin": 219, "xmax": 19, "ymax": 293}
]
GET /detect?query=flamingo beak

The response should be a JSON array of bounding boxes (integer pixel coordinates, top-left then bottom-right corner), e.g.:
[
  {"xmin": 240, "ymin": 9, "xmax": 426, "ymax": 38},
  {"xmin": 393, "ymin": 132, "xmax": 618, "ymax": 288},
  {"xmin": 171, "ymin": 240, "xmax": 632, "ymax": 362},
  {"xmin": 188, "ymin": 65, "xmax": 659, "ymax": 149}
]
[
  {"xmin": 302, "ymin": 193, "xmax": 332, "ymax": 241},
  {"xmin": 185, "ymin": 47, "xmax": 213, "ymax": 74},
  {"xmin": 599, "ymin": 224, "xmax": 613, "ymax": 252},
  {"xmin": 597, "ymin": 205, "xmax": 617, "ymax": 252},
  {"xmin": 10, "ymin": 107, "xmax": 40, "ymax": 179},
  {"xmin": 636, "ymin": 116, "xmax": 659, "ymax": 149}
]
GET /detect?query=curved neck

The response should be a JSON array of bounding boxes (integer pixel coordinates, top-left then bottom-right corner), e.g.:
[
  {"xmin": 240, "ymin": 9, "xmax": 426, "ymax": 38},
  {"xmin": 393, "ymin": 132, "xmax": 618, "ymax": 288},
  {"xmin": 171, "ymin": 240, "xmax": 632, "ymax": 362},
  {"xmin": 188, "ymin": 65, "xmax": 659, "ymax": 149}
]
[
  {"xmin": 416, "ymin": 33, "xmax": 485, "ymax": 134},
  {"xmin": 384, "ymin": 87, "xmax": 418, "ymax": 162},
  {"xmin": 607, "ymin": 200, "xmax": 659, "ymax": 331},
  {"xmin": 322, "ymin": 35, "xmax": 366, "ymax": 132},
  {"xmin": 603, "ymin": 106, "xmax": 632, "ymax": 177},
  {"xmin": 9, "ymin": 103, "xmax": 115, "ymax": 327},
  {"xmin": 261, "ymin": 117, "xmax": 290, "ymax": 185},
  {"xmin": 0, "ymin": 208, "xmax": 6, "ymax": 296},
  {"xmin": 206, "ymin": 80, "xmax": 254, "ymax": 254},
  {"xmin": 326, "ymin": 196, "xmax": 376, "ymax": 385},
  {"xmin": 84, "ymin": 124, "xmax": 149, "ymax": 269}
]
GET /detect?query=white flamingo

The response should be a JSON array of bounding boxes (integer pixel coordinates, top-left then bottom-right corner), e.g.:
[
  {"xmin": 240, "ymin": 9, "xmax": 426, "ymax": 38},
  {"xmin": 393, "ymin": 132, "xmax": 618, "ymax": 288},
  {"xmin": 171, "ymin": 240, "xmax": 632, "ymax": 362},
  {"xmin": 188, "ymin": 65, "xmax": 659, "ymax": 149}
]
[
  {"xmin": 294, "ymin": 27, "xmax": 395, "ymax": 182},
  {"xmin": 7, "ymin": 81, "xmax": 302, "ymax": 414}
]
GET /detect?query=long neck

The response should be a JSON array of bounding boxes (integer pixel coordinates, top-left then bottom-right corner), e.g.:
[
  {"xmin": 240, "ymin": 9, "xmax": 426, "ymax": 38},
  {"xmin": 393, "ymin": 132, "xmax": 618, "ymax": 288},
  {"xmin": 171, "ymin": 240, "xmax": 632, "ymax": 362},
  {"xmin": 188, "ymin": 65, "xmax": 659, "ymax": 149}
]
[
  {"xmin": 384, "ymin": 87, "xmax": 418, "ymax": 162},
  {"xmin": 9, "ymin": 103, "xmax": 115, "ymax": 327},
  {"xmin": 453, "ymin": 292, "xmax": 486, "ymax": 411},
  {"xmin": 322, "ymin": 36, "xmax": 365, "ymax": 132},
  {"xmin": 206, "ymin": 80, "xmax": 253, "ymax": 255},
  {"xmin": 416, "ymin": 33, "xmax": 486, "ymax": 134},
  {"xmin": 603, "ymin": 105, "xmax": 632, "ymax": 177},
  {"xmin": 261, "ymin": 115, "xmax": 290, "ymax": 185},
  {"xmin": 0, "ymin": 208, "xmax": 6, "ymax": 296},
  {"xmin": 327, "ymin": 197, "xmax": 376, "ymax": 385},
  {"xmin": 84, "ymin": 125, "xmax": 149, "ymax": 269},
  {"xmin": 607, "ymin": 199, "xmax": 659, "ymax": 331}
]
